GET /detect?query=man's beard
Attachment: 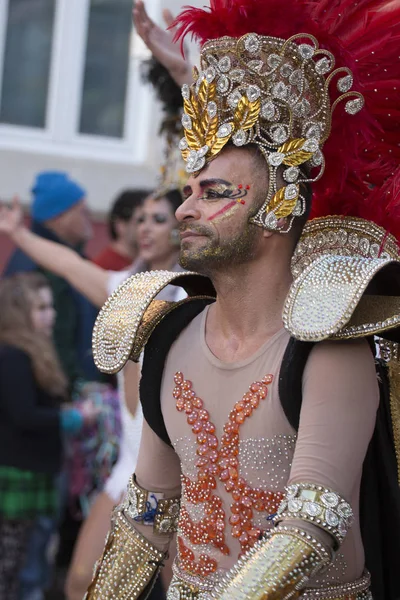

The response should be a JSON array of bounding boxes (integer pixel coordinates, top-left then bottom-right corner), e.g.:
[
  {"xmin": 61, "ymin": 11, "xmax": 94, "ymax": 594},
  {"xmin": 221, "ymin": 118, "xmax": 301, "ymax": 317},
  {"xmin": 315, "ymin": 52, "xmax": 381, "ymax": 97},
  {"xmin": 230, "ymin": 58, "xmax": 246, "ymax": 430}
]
[{"xmin": 179, "ymin": 222, "xmax": 259, "ymax": 275}]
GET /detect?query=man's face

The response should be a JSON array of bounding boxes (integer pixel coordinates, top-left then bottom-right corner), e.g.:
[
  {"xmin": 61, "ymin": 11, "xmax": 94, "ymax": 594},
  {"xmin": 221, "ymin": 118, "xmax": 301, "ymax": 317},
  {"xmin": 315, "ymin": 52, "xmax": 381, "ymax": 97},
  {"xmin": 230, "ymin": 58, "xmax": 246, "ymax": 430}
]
[
  {"xmin": 54, "ymin": 199, "xmax": 92, "ymax": 246},
  {"xmin": 115, "ymin": 207, "xmax": 142, "ymax": 250},
  {"xmin": 176, "ymin": 147, "xmax": 267, "ymax": 274}
]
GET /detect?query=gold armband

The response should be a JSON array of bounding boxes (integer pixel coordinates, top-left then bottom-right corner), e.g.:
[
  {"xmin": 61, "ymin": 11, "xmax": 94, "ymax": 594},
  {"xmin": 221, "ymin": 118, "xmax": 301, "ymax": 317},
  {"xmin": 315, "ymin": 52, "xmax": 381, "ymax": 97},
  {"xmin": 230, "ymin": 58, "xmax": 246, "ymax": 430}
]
[
  {"xmin": 211, "ymin": 526, "xmax": 331, "ymax": 600},
  {"xmin": 275, "ymin": 483, "xmax": 354, "ymax": 548},
  {"xmin": 123, "ymin": 475, "xmax": 180, "ymax": 535},
  {"xmin": 85, "ymin": 507, "xmax": 166, "ymax": 600}
]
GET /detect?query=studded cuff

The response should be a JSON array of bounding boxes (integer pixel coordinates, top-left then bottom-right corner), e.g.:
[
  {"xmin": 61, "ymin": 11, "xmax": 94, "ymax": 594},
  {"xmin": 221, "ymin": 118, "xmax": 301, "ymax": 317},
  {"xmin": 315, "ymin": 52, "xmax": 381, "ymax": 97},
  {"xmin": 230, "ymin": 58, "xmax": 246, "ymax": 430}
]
[
  {"xmin": 274, "ymin": 482, "xmax": 354, "ymax": 548},
  {"xmin": 85, "ymin": 507, "xmax": 166, "ymax": 600},
  {"xmin": 123, "ymin": 475, "xmax": 181, "ymax": 535},
  {"xmin": 210, "ymin": 526, "xmax": 331, "ymax": 600}
]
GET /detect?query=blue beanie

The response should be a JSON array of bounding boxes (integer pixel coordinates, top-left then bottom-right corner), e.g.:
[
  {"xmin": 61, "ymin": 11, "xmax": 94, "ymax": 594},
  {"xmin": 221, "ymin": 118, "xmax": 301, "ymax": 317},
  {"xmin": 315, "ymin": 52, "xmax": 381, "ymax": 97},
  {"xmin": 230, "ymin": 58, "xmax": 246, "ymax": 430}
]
[{"xmin": 31, "ymin": 171, "xmax": 86, "ymax": 223}]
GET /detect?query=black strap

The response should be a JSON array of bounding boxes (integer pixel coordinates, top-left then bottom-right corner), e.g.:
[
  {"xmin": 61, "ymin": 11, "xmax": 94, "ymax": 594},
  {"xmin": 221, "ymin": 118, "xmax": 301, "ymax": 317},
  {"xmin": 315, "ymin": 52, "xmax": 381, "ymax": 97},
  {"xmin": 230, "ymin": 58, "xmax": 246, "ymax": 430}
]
[{"xmin": 140, "ymin": 299, "xmax": 213, "ymax": 447}]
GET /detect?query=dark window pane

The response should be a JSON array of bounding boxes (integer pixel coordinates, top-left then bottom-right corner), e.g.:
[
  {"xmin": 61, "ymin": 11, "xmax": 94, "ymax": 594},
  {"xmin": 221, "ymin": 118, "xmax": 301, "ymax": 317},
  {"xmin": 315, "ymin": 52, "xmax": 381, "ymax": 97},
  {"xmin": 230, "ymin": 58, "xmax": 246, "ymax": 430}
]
[
  {"xmin": 79, "ymin": 0, "xmax": 133, "ymax": 138},
  {"xmin": 0, "ymin": 0, "xmax": 55, "ymax": 128}
]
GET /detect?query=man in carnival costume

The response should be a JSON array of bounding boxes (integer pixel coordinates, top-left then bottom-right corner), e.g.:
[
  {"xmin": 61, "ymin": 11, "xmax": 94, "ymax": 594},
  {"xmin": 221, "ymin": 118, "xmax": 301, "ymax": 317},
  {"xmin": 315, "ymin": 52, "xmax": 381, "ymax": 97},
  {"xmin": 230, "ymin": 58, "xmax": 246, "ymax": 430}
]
[{"xmin": 86, "ymin": 0, "xmax": 400, "ymax": 599}]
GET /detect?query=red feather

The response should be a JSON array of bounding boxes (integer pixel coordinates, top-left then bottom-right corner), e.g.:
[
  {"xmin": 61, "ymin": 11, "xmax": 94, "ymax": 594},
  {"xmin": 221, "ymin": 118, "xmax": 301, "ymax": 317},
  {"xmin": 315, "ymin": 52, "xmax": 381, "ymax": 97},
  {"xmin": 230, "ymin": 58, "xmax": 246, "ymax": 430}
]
[{"xmin": 173, "ymin": 0, "xmax": 400, "ymax": 241}]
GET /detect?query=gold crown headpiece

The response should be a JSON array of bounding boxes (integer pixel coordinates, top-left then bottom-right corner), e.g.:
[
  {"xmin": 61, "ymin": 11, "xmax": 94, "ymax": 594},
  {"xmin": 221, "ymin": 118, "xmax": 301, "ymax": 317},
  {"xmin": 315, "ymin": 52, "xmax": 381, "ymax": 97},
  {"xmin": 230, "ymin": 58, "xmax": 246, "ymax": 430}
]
[{"xmin": 179, "ymin": 32, "xmax": 364, "ymax": 231}]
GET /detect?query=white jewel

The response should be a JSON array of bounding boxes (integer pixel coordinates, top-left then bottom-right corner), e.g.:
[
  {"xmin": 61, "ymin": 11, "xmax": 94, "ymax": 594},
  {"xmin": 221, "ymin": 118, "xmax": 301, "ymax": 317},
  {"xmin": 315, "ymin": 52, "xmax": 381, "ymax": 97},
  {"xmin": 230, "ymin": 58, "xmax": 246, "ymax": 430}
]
[
  {"xmin": 181, "ymin": 84, "xmax": 190, "ymax": 100},
  {"xmin": 248, "ymin": 60, "xmax": 263, "ymax": 72},
  {"xmin": 233, "ymin": 130, "xmax": 247, "ymax": 146},
  {"xmin": 230, "ymin": 69, "xmax": 245, "ymax": 82},
  {"xmin": 218, "ymin": 56, "xmax": 231, "ymax": 73},
  {"xmin": 186, "ymin": 150, "xmax": 206, "ymax": 173},
  {"xmin": 286, "ymin": 484, "xmax": 299, "ymax": 498},
  {"xmin": 267, "ymin": 54, "xmax": 282, "ymax": 69},
  {"xmin": 244, "ymin": 33, "xmax": 260, "ymax": 53},
  {"xmin": 284, "ymin": 184, "xmax": 299, "ymax": 200},
  {"xmin": 288, "ymin": 498, "xmax": 303, "ymax": 512},
  {"xmin": 207, "ymin": 101, "xmax": 217, "ymax": 118},
  {"xmin": 321, "ymin": 492, "xmax": 339, "ymax": 508},
  {"xmin": 315, "ymin": 57, "xmax": 332, "ymax": 74},
  {"xmin": 264, "ymin": 211, "xmax": 278, "ymax": 229},
  {"xmin": 302, "ymin": 137, "xmax": 319, "ymax": 152},
  {"xmin": 280, "ymin": 63, "xmax": 294, "ymax": 78},
  {"xmin": 298, "ymin": 43, "xmax": 314, "ymax": 59},
  {"xmin": 179, "ymin": 137, "xmax": 188, "ymax": 150},
  {"xmin": 181, "ymin": 113, "xmax": 192, "ymax": 130},
  {"xmin": 197, "ymin": 145, "xmax": 209, "ymax": 158},
  {"xmin": 277, "ymin": 500, "xmax": 288, "ymax": 514},
  {"xmin": 345, "ymin": 97, "xmax": 364, "ymax": 114},
  {"xmin": 217, "ymin": 75, "xmax": 230, "ymax": 93},
  {"xmin": 311, "ymin": 149, "xmax": 323, "ymax": 166},
  {"xmin": 261, "ymin": 101, "xmax": 276, "ymax": 120},
  {"xmin": 289, "ymin": 70, "xmax": 303, "ymax": 86},
  {"xmin": 338, "ymin": 74, "xmax": 353, "ymax": 92},
  {"xmin": 205, "ymin": 67, "xmax": 216, "ymax": 83},
  {"xmin": 283, "ymin": 166, "xmax": 299, "ymax": 182},
  {"xmin": 228, "ymin": 90, "xmax": 243, "ymax": 109},
  {"xmin": 272, "ymin": 81, "xmax": 288, "ymax": 100},
  {"xmin": 304, "ymin": 501, "xmax": 322, "ymax": 517},
  {"xmin": 337, "ymin": 502, "xmax": 353, "ymax": 519},
  {"xmin": 326, "ymin": 509, "xmax": 339, "ymax": 527},
  {"xmin": 306, "ymin": 124, "xmax": 322, "ymax": 139},
  {"xmin": 270, "ymin": 124, "xmax": 289, "ymax": 143},
  {"xmin": 294, "ymin": 98, "xmax": 311, "ymax": 117},
  {"xmin": 159, "ymin": 518, "xmax": 172, "ymax": 532},
  {"xmin": 268, "ymin": 152, "xmax": 285, "ymax": 167},
  {"xmin": 338, "ymin": 520, "xmax": 347, "ymax": 536},
  {"xmin": 292, "ymin": 199, "xmax": 304, "ymax": 216},
  {"xmin": 216, "ymin": 123, "xmax": 233, "ymax": 138},
  {"xmin": 246, "ymin": 85, "xmax": 261, "ymax": 101}
]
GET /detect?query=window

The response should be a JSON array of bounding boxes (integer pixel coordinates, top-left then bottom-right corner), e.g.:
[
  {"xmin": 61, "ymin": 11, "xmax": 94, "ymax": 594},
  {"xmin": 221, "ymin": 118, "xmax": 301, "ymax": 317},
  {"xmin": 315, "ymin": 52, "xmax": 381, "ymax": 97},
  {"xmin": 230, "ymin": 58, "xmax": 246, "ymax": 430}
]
[
  {"xmin": 0, "ymin": 0, "xmax": 55, "ymax": 128},
  {"xmin": 79, "ymin": 0, "xmax": 133, "ymax": 138},
  {"xmin": 0, "ymin": 0, "xmax": 156, "ymax": 162}
]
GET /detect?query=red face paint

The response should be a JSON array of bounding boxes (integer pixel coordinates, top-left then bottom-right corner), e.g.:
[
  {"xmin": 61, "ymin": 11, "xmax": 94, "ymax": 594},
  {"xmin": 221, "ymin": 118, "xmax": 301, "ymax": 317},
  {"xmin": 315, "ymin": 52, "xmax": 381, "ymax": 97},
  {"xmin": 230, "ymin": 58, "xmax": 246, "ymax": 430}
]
[{"xmin": 207, "ymin": 200, "xmax": 237, "ymax": 221}]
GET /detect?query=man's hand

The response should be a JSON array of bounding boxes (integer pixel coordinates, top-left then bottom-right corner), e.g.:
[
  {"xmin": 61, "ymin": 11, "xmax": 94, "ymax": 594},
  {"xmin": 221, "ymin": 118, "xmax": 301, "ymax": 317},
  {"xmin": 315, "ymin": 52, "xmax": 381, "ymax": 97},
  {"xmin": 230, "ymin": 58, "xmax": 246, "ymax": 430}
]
[
  {"xmin": 0, "ymin": 196, "xmax": 25, "ymax": 239},
  {"xmin": 133, "ymin": 0, "xmax": 192, "ymax": 86}
]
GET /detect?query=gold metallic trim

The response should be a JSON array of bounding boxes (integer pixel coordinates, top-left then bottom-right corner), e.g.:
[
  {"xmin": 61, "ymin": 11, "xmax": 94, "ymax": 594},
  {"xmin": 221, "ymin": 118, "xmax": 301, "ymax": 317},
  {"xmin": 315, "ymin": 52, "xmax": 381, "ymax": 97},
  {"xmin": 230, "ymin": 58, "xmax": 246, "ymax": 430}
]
[
  {"xmin": 283, "ymin": 254, "xmax": 396, "ymax": 342},
  {"xmin": 275, "ymin": 483, "xmax": 354, "ymax": 548},
  {"xmin": 332, "ymin": 295, "xmax": 400, "ymax": 340},
  {"xmin": 92, "ymin": 271, "xmax": 215, "ymax": 374},
  {"xmin": 388, "ymin": 361, "xmax": 400, "ymax": 485},
  {"xmin": 85, "ymin": 507, "xmax": 166, "ymax": 599},
  {"xmin": 209, "ymin": 527, "xmax": 331, "ymax": 600},
  {"xmin": 123, "ymin": 476, "xmax": 180, "ymax": 535}
]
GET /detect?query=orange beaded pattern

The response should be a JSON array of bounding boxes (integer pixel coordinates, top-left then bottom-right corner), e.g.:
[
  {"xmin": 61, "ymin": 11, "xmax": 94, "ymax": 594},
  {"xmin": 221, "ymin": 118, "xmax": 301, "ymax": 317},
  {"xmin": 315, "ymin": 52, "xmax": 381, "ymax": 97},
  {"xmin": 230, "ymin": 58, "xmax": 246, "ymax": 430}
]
[{"xmin": 173, "ymin": 371, "xmax": 284, "ymax": 577}]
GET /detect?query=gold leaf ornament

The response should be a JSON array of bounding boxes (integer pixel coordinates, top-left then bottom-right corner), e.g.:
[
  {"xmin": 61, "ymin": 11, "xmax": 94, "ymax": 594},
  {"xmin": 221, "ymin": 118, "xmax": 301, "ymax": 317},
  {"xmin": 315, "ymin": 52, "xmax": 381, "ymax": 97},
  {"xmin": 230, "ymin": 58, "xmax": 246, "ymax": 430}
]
[
  {"xmin": 234, "ymin": 97, "xmax": 261, "ymax": 131},
  {"xmin": 278, "ymin": 138, "xmax": 315, "ymax": 167},
  {"xmin": 268, "ymin": 184, "xmax": 299, "ymax": 218}
]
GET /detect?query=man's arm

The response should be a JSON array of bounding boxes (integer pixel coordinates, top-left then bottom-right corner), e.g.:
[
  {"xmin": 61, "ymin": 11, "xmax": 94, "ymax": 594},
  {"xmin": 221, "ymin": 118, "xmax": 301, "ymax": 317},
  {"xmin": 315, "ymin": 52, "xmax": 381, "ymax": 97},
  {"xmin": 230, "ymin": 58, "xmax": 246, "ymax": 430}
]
[
  {"xmin": 86, "ymin": 419, "xmax": 181, "ymax": 599},
  {"xmin": 213, "ymin": 339, "xmax": 379, "ymax": 600},
  {"xmin": 0, "ymin": 198, "xmax": 109, "ymax": 307}
]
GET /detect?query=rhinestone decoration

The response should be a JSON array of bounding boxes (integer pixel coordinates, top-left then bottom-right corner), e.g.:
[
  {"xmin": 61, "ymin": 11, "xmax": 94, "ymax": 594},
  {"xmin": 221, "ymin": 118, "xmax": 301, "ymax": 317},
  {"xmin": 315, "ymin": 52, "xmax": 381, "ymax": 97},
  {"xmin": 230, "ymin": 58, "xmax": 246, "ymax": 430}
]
[
  {"xmin": 267, "ymin": 53, "xmax": 282, "ymax": 69},
  {"xmin": 338, "ymin": 74, "xmax": 353, "ymax": 92},
  {"xmin": 284, "ymin": 184, "xmax": 299, "ymax": 200},
  {"xmin": 207, "ymin": 102, "xmax": 218, "ymax": 118},
  {"xmin": 182, "ymin": 84, "xmax": 190, "ymax": 100},
  {"xmin": 205, "ymin": 67, "xmax": 216, "ymax": 83},
  {"xmin": 244, "ymin": 33, "xmax": 260, "ymax": 53},
  {"xmin": 247, "ymin": 85, "xmax": 261, "ymax": 101},
  {"xmin": 302, "ymin": 138, "xmax": 319, "ymax": 152},
  {"xmin": 270, "ymin": 124, "xmax": 289, "ymax": 143},
  {"xmin": 179, "ymin": 138, "xmax": 188, "ymax": 150},
  {"xmin": 298, "ymin": 43, "xmax": 315, "ymax": 59},
  {"xmin": 217, "ymin": 123, "xmax": 233, "ymax": 138},
  {"xmin": 217, "ymin": 75, "xmax": 230, "ymax": 93},
  {"xmin": 218, "ymin": 56, "xmax": 231, "ymax": 73},
  {"xmin": 248, "ymin": 60, "xmax": 264, "ymax": 72},
  {"xmin": 230, "ymin": 69, "xmax": 245, "ymax": 82},
  {"xmin": 268, "ymin": 152, "xmax": 285, "ymax": 166},
  {"xmin": 315, "ymin": 57, "xmax": 332, "ymax": 75},
  {"xmin": 232, "ymin": 130, "xmax": 247, "ymax": 146},
  {"xmin": 227, "ymin": 90, "xmax": 242, "ymax": 109},
  {"xmin": 272, "ymin": 81, "xmax": 288, "ymax": 100},
  {"xmin": 261, "ymin": 101, "xmax": 277, "ymax": 120},
  {"xmin": 275, "ymin": 482, "xmax": 354, "ymax": 546},
  {"xmin": 345, "ymin": 98, "xmax": 364, "ymax": 114},
  {"xmin": 321, "ymin": 492, "xmax": 339, "ymax": 508},
  {"xmin": 283, "ymin": 166, "xmax": 300, "ymax": 182},
  {"xmin": 182, "ymin": 114, "xmax": 192, "ymax": 130}
]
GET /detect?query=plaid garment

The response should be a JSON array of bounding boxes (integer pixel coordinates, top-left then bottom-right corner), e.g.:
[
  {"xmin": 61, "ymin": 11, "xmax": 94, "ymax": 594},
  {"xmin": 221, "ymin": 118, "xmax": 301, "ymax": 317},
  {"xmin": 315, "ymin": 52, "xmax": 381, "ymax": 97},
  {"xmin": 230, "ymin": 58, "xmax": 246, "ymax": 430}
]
[{"xmin": 0, "ymin": 466, "xmax": 56, "ymax": 520}]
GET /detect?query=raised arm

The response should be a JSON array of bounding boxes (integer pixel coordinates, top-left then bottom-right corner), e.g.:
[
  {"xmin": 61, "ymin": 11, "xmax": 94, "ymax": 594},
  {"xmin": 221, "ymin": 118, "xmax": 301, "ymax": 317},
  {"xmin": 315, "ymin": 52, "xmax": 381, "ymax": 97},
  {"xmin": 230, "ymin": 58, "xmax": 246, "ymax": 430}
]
[
  {"xmin": 133, "ymin": 0, "xmax": 192, "ymax": 86},
  {"xmin": 0, "ymin": 198, "xmax": 109, "ymax": 307}
]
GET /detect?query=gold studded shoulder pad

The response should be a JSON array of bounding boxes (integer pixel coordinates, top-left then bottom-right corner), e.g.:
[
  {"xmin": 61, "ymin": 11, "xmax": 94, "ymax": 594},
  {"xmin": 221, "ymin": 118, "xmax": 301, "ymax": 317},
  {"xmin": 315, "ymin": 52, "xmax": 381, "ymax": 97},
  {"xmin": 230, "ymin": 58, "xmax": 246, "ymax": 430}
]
[
  {"xmin": 92, "ymin": 270, "xmax": 215, "ymax": 374},
  {"xmin": 284, "ymin": 253, "xmax": 400, "ymax": 342}
]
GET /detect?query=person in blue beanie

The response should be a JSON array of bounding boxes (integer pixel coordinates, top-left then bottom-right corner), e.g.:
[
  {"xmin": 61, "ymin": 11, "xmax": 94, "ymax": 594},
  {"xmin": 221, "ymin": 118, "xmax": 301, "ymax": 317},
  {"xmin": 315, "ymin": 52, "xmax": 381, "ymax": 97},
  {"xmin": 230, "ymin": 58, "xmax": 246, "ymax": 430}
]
[{"xmin": 3, "ymin": 172, "xmax": 100, "ymax": 600}]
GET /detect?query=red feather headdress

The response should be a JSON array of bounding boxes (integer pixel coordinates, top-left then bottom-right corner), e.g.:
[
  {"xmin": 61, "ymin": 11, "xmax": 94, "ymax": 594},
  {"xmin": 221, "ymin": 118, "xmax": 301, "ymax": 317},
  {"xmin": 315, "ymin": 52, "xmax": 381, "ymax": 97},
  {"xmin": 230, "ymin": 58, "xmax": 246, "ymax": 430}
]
[{"xmin": 173, "ymin": 0, "xmax": 400, "ymax": 240}]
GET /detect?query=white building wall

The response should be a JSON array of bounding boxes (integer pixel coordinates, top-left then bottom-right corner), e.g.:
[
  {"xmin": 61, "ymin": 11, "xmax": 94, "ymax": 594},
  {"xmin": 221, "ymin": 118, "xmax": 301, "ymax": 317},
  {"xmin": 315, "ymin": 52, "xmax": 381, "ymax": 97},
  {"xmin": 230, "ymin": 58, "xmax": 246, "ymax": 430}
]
[{"xmin": 0, "ymin": 0, "xmax": 202, "ymax": 214}]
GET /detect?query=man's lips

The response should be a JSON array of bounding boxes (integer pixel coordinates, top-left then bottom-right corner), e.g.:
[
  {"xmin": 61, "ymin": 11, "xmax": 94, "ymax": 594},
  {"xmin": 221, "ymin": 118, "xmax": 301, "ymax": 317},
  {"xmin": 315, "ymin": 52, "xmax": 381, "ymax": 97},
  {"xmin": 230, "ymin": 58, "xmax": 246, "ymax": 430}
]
[{"xmin": 180, "ymin": 231, "xmax": 205, "ymax": 240}]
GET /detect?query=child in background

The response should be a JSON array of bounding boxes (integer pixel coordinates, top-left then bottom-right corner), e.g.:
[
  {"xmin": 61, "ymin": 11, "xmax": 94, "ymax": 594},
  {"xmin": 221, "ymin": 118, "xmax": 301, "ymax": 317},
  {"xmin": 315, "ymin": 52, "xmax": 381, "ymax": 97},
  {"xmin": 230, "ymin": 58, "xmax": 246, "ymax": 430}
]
[{"xmin": 0, "ymin": 273, "xmax": 97, "ymax": 600}]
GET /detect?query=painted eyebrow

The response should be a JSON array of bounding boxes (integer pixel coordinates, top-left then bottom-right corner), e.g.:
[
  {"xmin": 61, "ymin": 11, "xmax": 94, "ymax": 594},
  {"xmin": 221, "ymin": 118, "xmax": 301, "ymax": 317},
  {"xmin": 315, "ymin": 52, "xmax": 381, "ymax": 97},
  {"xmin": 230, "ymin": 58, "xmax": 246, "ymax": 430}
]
[{"xmin": 182, "ymin": 178, "xmax": 234, "ymax": 198}]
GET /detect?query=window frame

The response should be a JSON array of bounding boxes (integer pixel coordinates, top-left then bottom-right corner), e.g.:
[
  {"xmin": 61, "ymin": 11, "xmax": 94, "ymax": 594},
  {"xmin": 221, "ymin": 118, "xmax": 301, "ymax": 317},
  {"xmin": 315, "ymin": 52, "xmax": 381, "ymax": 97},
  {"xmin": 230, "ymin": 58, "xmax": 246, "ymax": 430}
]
[{"xmin": 0, "ymin": 0, "xmax": 158, "ymax": 165}]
